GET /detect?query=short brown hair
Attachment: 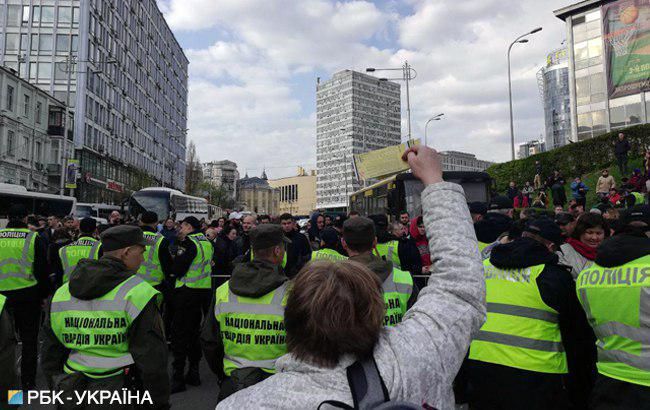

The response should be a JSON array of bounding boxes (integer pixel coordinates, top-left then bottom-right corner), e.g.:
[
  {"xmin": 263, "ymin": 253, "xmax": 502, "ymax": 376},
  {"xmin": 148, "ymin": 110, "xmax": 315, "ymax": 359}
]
[{"xmin": 285, "ymin": 260, "xmax": 384, "ymax": 368}]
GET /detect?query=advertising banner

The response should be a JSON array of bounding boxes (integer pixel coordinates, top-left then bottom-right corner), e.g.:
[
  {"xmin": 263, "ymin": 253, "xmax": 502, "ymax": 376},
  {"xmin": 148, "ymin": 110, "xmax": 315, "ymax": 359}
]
[
  {"xmin": 604, "ymin": 0, "xmax": 650, "ymax": 98},
  {"xmin": 64, "ymin": 159, "xmax": 78, "ymax": 189},
  {"xmin": 353, "ymin": 139, "xmax": 420, "ymax": 181}
]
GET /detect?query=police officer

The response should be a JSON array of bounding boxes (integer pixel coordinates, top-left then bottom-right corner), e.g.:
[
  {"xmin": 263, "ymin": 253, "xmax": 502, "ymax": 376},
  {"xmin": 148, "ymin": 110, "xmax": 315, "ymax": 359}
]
[
  {"xmin": 0, "ymin": 293, "xmax": 17, "ymax": 408},
  {"xmin": 311, "ymin": 227, "xmax": 347, "ymax": 261},
  {"xmin": 466, "ymin": 218, "xmax": 595, "ymax": 410},
  {"xmin": 474, "ymin": 195, "xmax": 514, "ymax": 260},
  {"xmin": 341, "ymin": 217, "xmax": 417, "ymax": 327},
  {"xmin": 201, "ymin": 224, "xmax": 290, "ymax": 401},
  {"xmin": 40, "ymin": 225, "xmax": 169, "ymax": 409},
  {"xmin": 0, "ymin": 204, "xmax": 48, "ymax": 389},
  {"xmin": 576, "ymin": 205, "xmax": 650, "ymax": 409},
  {"xmin": 56, "ymin": 217, "xmax": 102, "ymax": 285},
  {"xmin": 137, "ymin": 211, "xmax": 173, "ymax": 292},
  {"xmin": 170, "ymin": 216, "xmax": 214, "ymax": 393},
  {"xmin": 370, "ymin": 214, "xmax": 422, "ymax": 279}
]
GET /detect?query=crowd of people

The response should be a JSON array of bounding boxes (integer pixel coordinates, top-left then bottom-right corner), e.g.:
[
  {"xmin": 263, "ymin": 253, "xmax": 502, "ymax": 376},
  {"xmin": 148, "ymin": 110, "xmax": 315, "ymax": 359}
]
[
  {"xmin": 505, "ymin": 133, "xmax": 648, "ymax": 214},
  {"xmin": 0, "ymin": 145, "xmax": 648, "ymax": 409}
]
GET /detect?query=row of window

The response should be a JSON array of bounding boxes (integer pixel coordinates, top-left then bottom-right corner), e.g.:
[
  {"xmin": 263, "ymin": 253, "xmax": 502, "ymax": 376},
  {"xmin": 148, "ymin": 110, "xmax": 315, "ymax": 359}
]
[
  {"xmin": 0, "ymin": 129, "xmax": 51, "ymax": 165},
  {"xmin": 4, "ymin": 33, "xmax": 79, "ymax": 55},
  {"xmin": 5, "ymin": 5, "xmax": 80, "ymax": 28},
  {"xmin": 4, "ymin": 84, "xmax": 46, "ymax": 125}
]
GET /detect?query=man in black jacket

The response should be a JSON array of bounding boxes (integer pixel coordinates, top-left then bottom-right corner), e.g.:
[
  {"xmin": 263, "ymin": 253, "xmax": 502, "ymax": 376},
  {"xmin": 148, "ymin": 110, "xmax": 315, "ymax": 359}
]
[
  {"xmin": 0, "ymin": 205, "xmax": 49, "ymax": 389},
  {"xmin": 474, "ymin": 196, "xmax": 514, "ymax": 260},
  {"xmin": 465, "ymin": 218, "xmax": 596, "ymax": 410},
  {"xmin": 279, "ymin": 213, "xmax": 311, "ymax": 278},
  {"xmin": 614, "ymin": 132, "xmax": 632, "ymax": 176}
]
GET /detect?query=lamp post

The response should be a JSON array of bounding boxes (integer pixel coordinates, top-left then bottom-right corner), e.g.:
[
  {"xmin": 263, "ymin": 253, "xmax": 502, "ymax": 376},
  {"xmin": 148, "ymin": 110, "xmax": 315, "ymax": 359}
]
[
  {"xmin": 366, "ymin": 61, "xmax": 417, "ymax": 140},
  {"xmin": 57, "ymin": 54, "xmax": 118, "ymax": 196},
  {"xmin": 508, "ymin": 27, "xmax": 542, "ymax": 161},
  {"xmin": 424, "ymin": 113, "xmax": 444, "ymax": 146}
]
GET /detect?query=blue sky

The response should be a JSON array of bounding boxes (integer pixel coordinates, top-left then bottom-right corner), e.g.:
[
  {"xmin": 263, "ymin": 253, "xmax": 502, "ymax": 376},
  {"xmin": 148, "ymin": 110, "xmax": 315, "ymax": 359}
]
[{"xmin": 159, "ymin": 0, "xmax": 574, "ymax": 179}]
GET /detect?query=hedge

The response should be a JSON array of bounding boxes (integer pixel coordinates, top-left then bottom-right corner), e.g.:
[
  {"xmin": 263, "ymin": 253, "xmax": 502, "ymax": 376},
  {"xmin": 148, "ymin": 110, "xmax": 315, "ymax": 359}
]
[{"xmin": 486, "ymin": 124, "xmax": 650, "ymax": 193}]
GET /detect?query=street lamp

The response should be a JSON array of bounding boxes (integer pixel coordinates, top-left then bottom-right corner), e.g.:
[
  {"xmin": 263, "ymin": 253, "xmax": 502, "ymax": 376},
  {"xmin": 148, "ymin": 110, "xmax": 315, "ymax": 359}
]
[
  {"xmin": 366, "ymin": 61, "xmax": 417, "ymax": 140},
  {"xmin": 508, "ymin": 27, "xmax": 542, "ymax": 161},
  {"xmin": 424, "ymin": 113, "xmax": 444, "ymax": 146}
]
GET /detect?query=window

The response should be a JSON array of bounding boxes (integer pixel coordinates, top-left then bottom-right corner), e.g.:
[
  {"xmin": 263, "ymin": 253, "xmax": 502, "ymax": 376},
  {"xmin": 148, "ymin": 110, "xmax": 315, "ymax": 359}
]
[
  {"xmin": 32, "ymin": 6, "xmax": 40, "ymax": 25},
  {"xmin": 610, "ymin": 95, "xmax": 642, "ymax": 128},
  {"xmin": 29, "ymin": 62, "xmax": 37, "ymax": 81},
  {"xmin": 23, "ymin": 95, "xmax": 30, "ymax": 117},
  {"xmin": 56, "ymin": 34, "xmax": 70, "ymax": 54},
  {"xmin": 7, "ymin": 131, "xmax": 15, "ymax": 157},
  {"xmin": 36, "ymin": 101, "xmax": 42, "ymax": 124},
  {"xmin": 22, "ymin": 6, "xmax": 30, "ymax": 25},
  {"xmin": 20, "ymin": 34, "xmax": 28, "ymax": 52},
  {"xmin": 39, "ymin": 34, "xmax": 53, "ymax": 54},
  {"xmin": 71, "ymin": 35, "xmax": 79, "ymax": 52},
  {"xmin": 72, "ymin": 7, "xmax": 80, "ymax": 27},
  {"xmin": 4, "ymin": 33, "xmax": 19, "ymax": 52},
  {"xmin": 35, "ymin": 141, "xmax": 42, "ymax": 163},
  {"xmin": 22, "ymin": 136, "xmax": 29, "ymax": 159},
  {"xmin": 31, "ymin": 34, "xmax": 39, "ymax": 52},
  {"xmin": 58, "ymin": 7, "xmax": 71, "ymax": 26},
  {"xmin": 41, "ymin": 6, "xmax": 54, "ymax": 24},
  {"xmin": 54, "ymin": 62, "xmax": 68, "ymax": 82},
  {"xmin": 7, "ymin": 5, "xmax": 21, "ymax": 27},
  {"xmin": 37, "ymin": 63, "xmax": 52, "ymax": 81},
  {"xmin": 6, "ymin": 86, "xmax": 14, "ymax": 111}
]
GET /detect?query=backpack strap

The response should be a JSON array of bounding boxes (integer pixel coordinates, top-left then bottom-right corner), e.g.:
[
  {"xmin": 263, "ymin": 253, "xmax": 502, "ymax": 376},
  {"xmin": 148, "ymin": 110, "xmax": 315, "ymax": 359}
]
[{"xmin": 346, "ymin": 356, "xmax": 390, "ymax": 410}]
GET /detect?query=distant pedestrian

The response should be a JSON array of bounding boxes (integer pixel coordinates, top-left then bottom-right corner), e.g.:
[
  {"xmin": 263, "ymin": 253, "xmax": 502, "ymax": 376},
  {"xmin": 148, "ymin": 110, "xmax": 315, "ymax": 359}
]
[
  {"xmin": 506, "ymin": 181, "xmax": 519, "ymax": 201},
  {"xmin": 596, "ymin": 169, "xmax": 616, "ymax": 201},
  {"xmin": 614, "ymin": 132, "xmax": 631, "ymax": 175},
  {"xmin": 522, "ymin": 181, "xmax": 534, "ymax": 202},
  {"xmin": 547, "ymin": 170, "xmax": 567, "ymax": 207},
  {"xmin": 571, "ymin": 176, "xmax": 589, "ymax": 208},
  {"xmin": 534, "ymin": 160, "xmax": 543, "ymax": 189}
]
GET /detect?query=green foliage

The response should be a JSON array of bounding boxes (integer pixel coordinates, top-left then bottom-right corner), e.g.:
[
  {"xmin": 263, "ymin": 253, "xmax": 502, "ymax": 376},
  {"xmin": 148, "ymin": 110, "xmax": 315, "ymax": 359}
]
[
  {"xmin": 198, "ymin": 181, "xmax": 235, "ymax": 209},
  {"xmin": 486, "ymin": 125, "xmax": 650, "ymax": 204}
]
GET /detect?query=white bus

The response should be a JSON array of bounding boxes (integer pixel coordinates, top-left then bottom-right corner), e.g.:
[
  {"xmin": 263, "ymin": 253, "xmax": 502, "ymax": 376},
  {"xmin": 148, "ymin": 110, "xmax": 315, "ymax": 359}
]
[
  {"xmin": 129, "ymin": 187, "xmax": 210, "ymax": 222},
  {"xmin": 0, "ymin": 183, "xmax": 76, "ymax": 226},
  {"xmin": 74, "ymin": 203, "xmax": 121, "ymax": 223}
]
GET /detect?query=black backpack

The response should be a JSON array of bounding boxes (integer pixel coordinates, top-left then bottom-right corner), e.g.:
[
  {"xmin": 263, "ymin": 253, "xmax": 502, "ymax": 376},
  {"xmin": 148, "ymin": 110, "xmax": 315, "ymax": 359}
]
[{"xmin": 319, "ymin": 356, "xmax": 424, "ymax": 410}]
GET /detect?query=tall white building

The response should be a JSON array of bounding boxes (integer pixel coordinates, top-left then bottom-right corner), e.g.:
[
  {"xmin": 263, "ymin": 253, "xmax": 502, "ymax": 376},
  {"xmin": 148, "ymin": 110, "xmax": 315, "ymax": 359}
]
[
  {"xmin": 439, "ymin": 151, "xmax": 493, "ymax": 172},
  {"xmin": 316, "ymin": 70, "xmax": 401, "ymax": 210},
  {"xmin": 203, "ymin": 160, "xmax": 239, "ymax": 200},
  {"xmin": 517, "ymin": 140, "xmax": 546, "ymax": 159},
  {"xmin": 537, "ymin": 48, "xmax": 572, "ymax": 150},
  {"xmin": 0, "ymin": 0, "xmax": 188, "ymax": 203}
]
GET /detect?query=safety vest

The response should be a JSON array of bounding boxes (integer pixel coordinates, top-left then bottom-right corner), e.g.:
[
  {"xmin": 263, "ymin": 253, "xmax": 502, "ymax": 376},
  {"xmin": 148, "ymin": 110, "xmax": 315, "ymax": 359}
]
[
  {"xmin": 376, "ymin": 241, "xmax": 401, "ymax": 269},
  {"xmin": 136, "ymin": 232, "xmax": 165, "ymax": 286},
  {"xmin": 311, "ymin": 248, "xmax": 347, "ymax": 261},
  {"xmin": 50, "ymin": 276, "xmax": 159, "ymax": 378},
  {"xmin": 176, "ymin": 233, "xmax": 214, "ymax": 289},
  {"xmin": 0, "ymin": 228, "xmax": 37, "ymax": 291},
  {"xmin": 251, "ymin": 248, "xmax": 288, "ymax": 268},
  {"xmin": 214, "ymin": 281, "xmax": 289, "ymax": 376},
  {"xmin": 0, "ymin": 293, "xmax": 6, "ymax": 315},
  {"xmin": 478, "ymin": 241, "xmax": 489, "ymax": 252},
  {"xmin": 576, "ymin": 255, "xmax": 650, "ymax": 386},
  {"xmin": 382, "ymin": 268, "xmax": 413, "ymax": 327},
  {"xmin": 59, "ymin": 237, "xmax": 101, "ymax": 283},
  {"xmin": 631, "ymin": 192, "xmax": 645, "ymax": 206},
  {"xmin": 469, "ymin": 260, "xmax": 568, "ymax": 374}
]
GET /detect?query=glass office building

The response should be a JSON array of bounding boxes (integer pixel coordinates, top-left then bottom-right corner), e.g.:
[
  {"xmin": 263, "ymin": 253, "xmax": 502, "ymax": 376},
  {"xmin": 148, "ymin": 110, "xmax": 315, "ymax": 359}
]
[{"xmin": 538, "ymin": 48, "xmax": 572, "ymax": 150}]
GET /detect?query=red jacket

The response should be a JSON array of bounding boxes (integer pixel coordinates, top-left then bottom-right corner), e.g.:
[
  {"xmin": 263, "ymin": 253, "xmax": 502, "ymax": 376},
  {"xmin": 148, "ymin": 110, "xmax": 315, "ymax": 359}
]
[
  {"xmin": 513, "ymin": 195, "xmax": 529, "ymax": 208},
  {"xmin": 409, "ymin": 217, "xmax": 431, "ymax": 268}
]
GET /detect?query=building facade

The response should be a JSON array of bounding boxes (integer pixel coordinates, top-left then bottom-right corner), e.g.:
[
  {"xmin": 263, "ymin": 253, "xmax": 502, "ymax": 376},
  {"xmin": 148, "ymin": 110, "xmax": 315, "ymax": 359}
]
[
  {"xmin": 237, "ymin": 172, "xmax": 278, "ymax": 216},
  {"xmin": 517, "ymin": 140, "xmax": 546, "ymax": 159},
  {"xmin": 268, "ymin": 168, "xmax": 316, "ymax": 217},
  {"xmin": 203, "ymin": 160, "xmax": 239, "ymax": 200},
  {"xmin": 537, "ymin": 48, "xmax": 572, "ymax": 150},
  {"xmin": 439, "ymin": 151, "xmax": 493, "ymax": 172},
  {"xmin": 555, "ymin": 0, "xmax": 650, "ymax": 143},
  {"xmin": 0, "ymin": 0, "xmax": 188, "ymax": 203},
  {"xmin": 316, "ymin": 70, "xmax": 401, "ymax": 210},
  {"xmin": 0, "ymin": 65, "xmax": 71, "ymax": 191}
]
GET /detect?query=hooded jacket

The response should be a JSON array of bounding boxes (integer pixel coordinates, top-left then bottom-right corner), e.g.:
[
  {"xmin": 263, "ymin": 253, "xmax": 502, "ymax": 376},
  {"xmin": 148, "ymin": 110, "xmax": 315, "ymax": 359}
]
[
  {"xmin": 217, "ymin": 182, "xmax": 486, "ymax": 410},
  {"xmin": 466, "ymin": 238, "xmax": 596, "ymax": 410},
  {"xmin": 40, "ymin": 256, "xmax": 170, "ymax": 409},
  {"xmin": 474, "ymin": 212, "xmax": 513, "ymax": 244},
  {"xmin": 409, "ymin": 217, "xmax": 431, "ymax": 268},
  {"xmin": 348, "ymin": 253, "xmax": 419, "ymax": 309},
  {"xmin": 201, "ymin": 259, "xmax": 289, "ymax": 380}
]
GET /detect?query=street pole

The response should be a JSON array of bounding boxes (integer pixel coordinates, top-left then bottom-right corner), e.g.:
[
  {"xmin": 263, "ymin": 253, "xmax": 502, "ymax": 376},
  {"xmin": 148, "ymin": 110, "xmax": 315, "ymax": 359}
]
[
  {"xmin": 59, "ymin": 54, "xmax": 74, "ymax": 196},
  {"xmin": 404, "ymin": 62, "xmax": 412, "ymax": 140},
  {"xmin": 424, "ymin": 113, "xmax": 444, "ymax": 146}
]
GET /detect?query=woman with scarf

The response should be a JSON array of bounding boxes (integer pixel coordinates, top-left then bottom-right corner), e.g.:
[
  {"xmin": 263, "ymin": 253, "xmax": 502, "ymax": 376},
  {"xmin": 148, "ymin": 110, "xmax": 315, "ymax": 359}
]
[
  {"xmin": 557, "ymin": 213, "xmax": 610, "ymax": 280},
  {"xmin": 409, "ymin": 216, "xmax": 431, "ymax": 274}
]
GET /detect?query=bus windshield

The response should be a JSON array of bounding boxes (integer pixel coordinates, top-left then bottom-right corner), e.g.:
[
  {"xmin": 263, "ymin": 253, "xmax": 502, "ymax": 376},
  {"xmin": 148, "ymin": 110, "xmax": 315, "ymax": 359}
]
[
  {"xmin": 130, "ymin": 191, "xmax": 170, "ymax": 220},
  {"xmin": 75, "ymin": 205, "xmax": 94, "ymax": 218}
]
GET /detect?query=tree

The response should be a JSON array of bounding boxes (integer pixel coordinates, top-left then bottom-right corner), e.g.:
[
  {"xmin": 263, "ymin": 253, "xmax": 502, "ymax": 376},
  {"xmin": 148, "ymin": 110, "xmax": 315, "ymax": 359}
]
[
  {"xmin": 198, "ymin": 181, "xmax": 236, "ymax": 209},
  {"xmin": 185, "ymin": 140, "xmax": 203, "ymax": 195}
]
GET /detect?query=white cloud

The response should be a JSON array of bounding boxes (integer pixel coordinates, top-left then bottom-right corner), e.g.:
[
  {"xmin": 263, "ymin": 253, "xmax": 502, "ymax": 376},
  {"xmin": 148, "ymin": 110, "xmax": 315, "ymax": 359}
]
[{"xmin": 159, "ymin": 0, "xmax": 576, "ymax": 178}]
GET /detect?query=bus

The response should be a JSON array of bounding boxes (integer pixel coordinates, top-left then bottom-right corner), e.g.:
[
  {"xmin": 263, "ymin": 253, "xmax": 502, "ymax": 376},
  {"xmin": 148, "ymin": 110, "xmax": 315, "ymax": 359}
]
[
  {"xmin": 74, "ymin": 203, "xmax": 121, "ymax": 223},
  {"xmin": 349, "ymin": 171, "xmax": 493, "ymax": 218},
  {"xmin": 208, "ymin": 204, "xmax": 225, "ymax": 221},
  {"xmin": 0, "ymin": 183, "xmax": 76, "ymax": 226},
  {"xmin": 129, "ymin": 187, "xmax": 211, "ymax": 222}
]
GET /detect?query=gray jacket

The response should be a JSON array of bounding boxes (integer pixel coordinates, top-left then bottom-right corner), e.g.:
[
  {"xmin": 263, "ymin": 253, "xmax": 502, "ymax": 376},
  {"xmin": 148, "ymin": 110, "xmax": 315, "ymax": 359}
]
[
  {"xmin": 216, "ymin": 182, "xmax": 486, "ymax": 410},
  {"xmin": 557, "ymin": 242, "xmax": 593, "ymax": 280}
]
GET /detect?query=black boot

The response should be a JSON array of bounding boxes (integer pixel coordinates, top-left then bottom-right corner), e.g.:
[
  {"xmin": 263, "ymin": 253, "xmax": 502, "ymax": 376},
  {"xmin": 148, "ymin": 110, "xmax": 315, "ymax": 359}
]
[
  {"xmin": 171, "ymin": 368, "xmax": 186, "ymax": 394},
  {"xmin": 185, "ymin": 363, "xmax": 201, "ymax": 386}
]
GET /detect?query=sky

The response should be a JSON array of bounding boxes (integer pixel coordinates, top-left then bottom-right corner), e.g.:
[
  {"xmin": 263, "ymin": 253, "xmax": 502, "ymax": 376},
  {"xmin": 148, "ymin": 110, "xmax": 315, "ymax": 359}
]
[{"xmin": 157, "ymin": 0, "xmax": 575, "ymax": 179}]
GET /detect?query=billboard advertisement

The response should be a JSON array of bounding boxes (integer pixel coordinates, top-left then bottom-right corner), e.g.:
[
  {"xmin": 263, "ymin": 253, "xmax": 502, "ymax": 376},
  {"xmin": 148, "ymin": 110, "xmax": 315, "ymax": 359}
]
[
  {"xmin": 353, "ymin": 139, "xmax": 420, "ymax": 181},
  {"xmin": 64, "ymin": 159, "xmax": 78, "ymax": 189},
  {"xmin": 604, "ymin": 0, "xmax": 650, "ymax": 98}
]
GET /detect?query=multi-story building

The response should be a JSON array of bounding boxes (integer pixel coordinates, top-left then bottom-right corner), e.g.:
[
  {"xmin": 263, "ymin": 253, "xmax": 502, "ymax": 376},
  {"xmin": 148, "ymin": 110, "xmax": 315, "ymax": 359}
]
[
  {"xmin": 268, "ymin": 167, "xmax": 317, "ymax": 217},
  {"xmin": 316, "ymin": 70, "xmax": 401, "ymax": 211},
  {"xmin": 554, "ymin": 1, "xmax": 650, "ymax": 142},
  {"xmin": 517, "ymin": 140, "xmax": 546, "ymax": 159},
  {"xmin": 237, "ymin": 171, "xmax": 278, "ymax": 216},
  {"xmin": 0, "ymin": 0, "xmax": 188, "ymax": 203},
  {"xmin": 439, "ymin": 151, "xmax": 494, "ymax": 172},
  {"xmin": 203, "ymin": 160, "xmax": 239, "ymax": 200},
  {"xmin": 537, "ymin": 48, "xmax": 572, "ymax": 150},
  {"xmin": 0, "ymin": 65, "xmax": 71, "ymax": 191}
]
